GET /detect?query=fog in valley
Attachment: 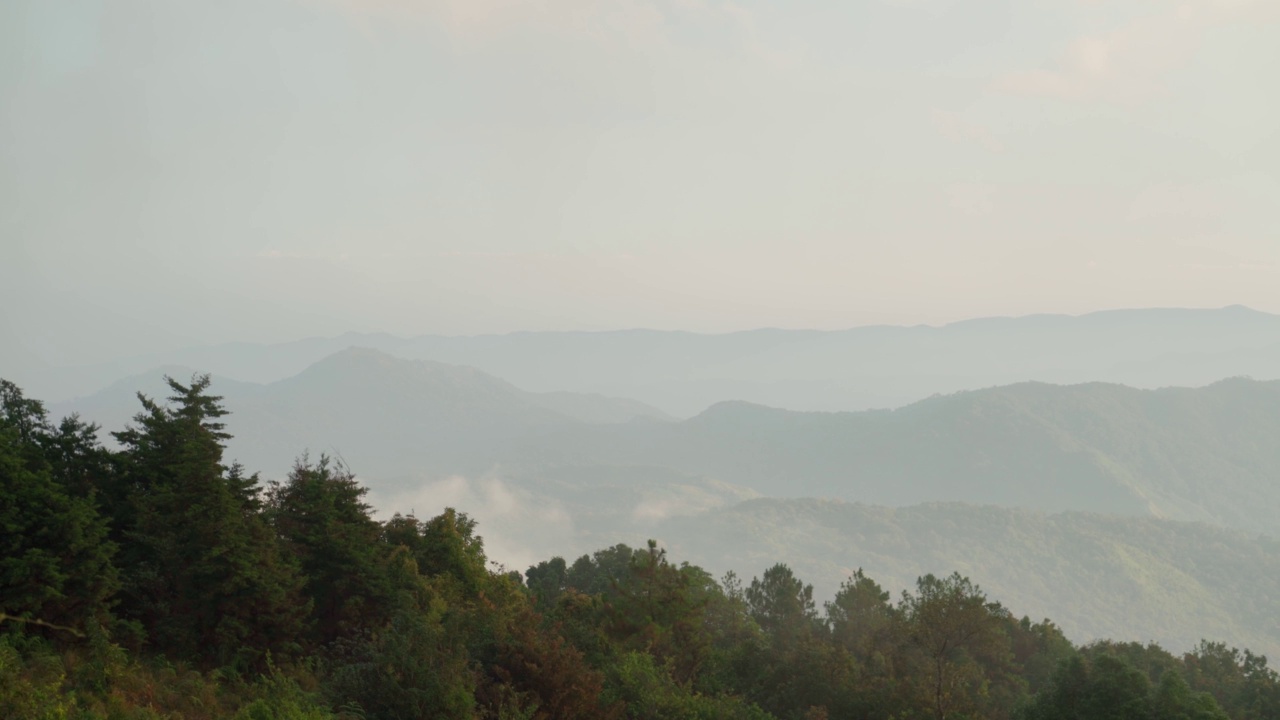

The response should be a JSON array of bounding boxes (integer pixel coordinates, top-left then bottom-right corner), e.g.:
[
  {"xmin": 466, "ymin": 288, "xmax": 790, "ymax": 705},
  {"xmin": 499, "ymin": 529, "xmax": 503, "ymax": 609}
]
[{"xmin": 4, "ymin": 2, "xmax": 1280, "ymax": 718}]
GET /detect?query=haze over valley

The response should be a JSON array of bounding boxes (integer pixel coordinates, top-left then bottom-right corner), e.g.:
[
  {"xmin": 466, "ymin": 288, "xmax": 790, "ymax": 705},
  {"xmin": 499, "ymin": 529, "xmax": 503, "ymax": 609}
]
[
  {"xmin": 5, "ymin": 0, "xmax": 1280, "ymax": 716},
  {"xmin": 38, "ymin": 307, "xmax": 1280, "ymax": 657}
]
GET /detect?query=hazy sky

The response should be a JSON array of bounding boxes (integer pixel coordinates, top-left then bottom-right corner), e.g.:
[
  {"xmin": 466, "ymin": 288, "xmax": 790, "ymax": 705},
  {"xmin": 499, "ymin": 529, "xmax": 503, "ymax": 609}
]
[{"xmin": 3, "ymin": 0, "xmax": 1279, "ymax": 367}]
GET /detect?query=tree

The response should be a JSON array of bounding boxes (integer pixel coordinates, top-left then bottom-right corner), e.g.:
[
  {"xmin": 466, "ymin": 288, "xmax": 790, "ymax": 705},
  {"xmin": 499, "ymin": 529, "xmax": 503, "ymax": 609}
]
[
  {"xmin": 1184, "ymin": 641, "xmax": 1280, "ymax": 720},
  {"xmin": 0, "ymin": 380, "xmax": 118, "ymax": 636},
  {"xmin": 744, "ymin": 564, "xmax": 819, "ymax": 641},
  {"xmin": 565, "ymin": 544, "xmax": 639, "ymax": 597},
  {"xmin": 604, "ymin": 540, "xmax": 711, "ymax": 685},
  {"xmin": 1152, "ymin": 670, "xmax": 1230, "ymax": 720},
  {"xmin": 327, "ymin": 592, "xmax": 476, "ymax": 720},
  {"xmin": 44, "ymin": 414, "xmax": 115, "ymax": 501},
  {"xmin": 111, "ymin": 374, "xmax": 308, "ymax": 667},
  {"xmin": 826, "ymin": 568, "xmax": 892, "ymax": 661},
  {"xmin": 526, "ymin": 556, "xmax": 570, "ymax": 612},
  {"xmin": 1008, "ymin": 617, "xmax": 1076, "ymax": 695},
  {"xmin": 1074, "ymin": 654, "xmax": 1149, "ymax": 720},
  {"xmin": 899, "ymin": 572, "xmax": 1010, "ymax": 720},
  {"xmin": 741, "ymin": 564, "xmax": 843, "ymax": 718},
  {"xmin": 266, "ymin": 454, "xmax": 391, "ymax": 648},
  {"xmin": 482, "ymin": 605, "xmax": 623, "ymax": 720}
]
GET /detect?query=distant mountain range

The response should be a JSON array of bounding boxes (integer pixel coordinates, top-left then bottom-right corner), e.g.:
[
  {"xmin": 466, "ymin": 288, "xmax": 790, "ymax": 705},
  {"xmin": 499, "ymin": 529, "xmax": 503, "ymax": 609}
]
[
  {"xmin": 29, "ymin": 344, "xmax": 1280, "ymax": 659},
  {"xmin": 51, "ymin": 347, "xmax": 1280, "ymax": 536},
  {"xmin": 523, "ymin": 377, "xmax": 1280, "ymax": 534},
  {"xmin": 51, "ymin": 348, "xmax": 671, "ymax": 479},
  {"xmin": 21, "ymin": 305, "xmax": 1280, "ymax": 415}
]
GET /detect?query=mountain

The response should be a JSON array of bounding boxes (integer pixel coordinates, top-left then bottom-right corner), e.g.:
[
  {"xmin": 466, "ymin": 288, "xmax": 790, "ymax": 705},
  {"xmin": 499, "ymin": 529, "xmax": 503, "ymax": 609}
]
[
  {"xmin": 37, "ymin": 356, "xmax": 1280, "ymax": 659},
  {"xmin": 19, "ymin": 305, "xmax": 1280, "ymax": 414},
  {"xmin": 511, "ymin": 378, "xmax": 1280, "ymax": 534},
  {"xmin": 52, "ymin": 354, "xmax": 1280, "ymax": 535},
  {"xmin": 51, "ymin": 348, "xmax": 672, "ymax": 479},
  {"xmin": 654, "ymin": 499, "xmax": 1280, "ymax": 658}
]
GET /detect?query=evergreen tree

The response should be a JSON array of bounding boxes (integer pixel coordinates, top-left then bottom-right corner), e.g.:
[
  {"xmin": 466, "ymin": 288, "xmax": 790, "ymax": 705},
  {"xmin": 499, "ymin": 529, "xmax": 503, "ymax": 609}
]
[
  {"xmin": 745, "ymin": 563, "xmax": 820, "ymax": 641},
  {"xmin": 0, "ymin": 380, "xmax": 117, "ymax": 636},
  {"xmin": 266, "ymin": 454, "xmax": 392, "ymax": 648},
  {"xmin": 741, "ymin": 564, "xmax": 847, "ymax": 718},
  {"xmin": 826, "ymin": 568, "xmax": 893, "ymax": 661},
  {"xmin": 111, "ymin": 374, "xmax": 308, "ymax": 667},
  {"xmin": 604, "ymin": 540, "xmax": 711, "ymax": 685}
]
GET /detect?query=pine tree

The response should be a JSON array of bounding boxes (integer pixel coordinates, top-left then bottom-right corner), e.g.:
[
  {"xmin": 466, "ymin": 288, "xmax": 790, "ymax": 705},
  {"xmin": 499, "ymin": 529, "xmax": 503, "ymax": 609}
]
[
  {"xmin": 0, "ymin": 380, "xmax": 118, "ymax": 636},
  {"xmin": 111, "ymin": 374, "xmax": 308, "ymax": 667},
  {"xmin": 266, "ymin": 454, "xmax": 392, "ymax": 648}
]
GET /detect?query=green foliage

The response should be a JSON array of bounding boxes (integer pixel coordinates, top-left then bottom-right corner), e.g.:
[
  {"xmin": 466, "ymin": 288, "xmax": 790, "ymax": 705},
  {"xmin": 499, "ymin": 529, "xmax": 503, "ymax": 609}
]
[
  {"xmin": 327, "ymin": 600, "xmax": 476, "ymax": 720},
  {"xmin": 604, "ymin": 541, "xmax": 712, "ymax": 685},
  {"xmin": 661, "ymin": 498, "xmax": 1280, "ymax": 658},
  {"xmin": 0, "ymin": 380, "xmax": 118, "ymax": 635},
  {"xmin": 482, "ymin": 606, "xmax": 621, "ymax": 720},
  {"xmin": 1021, "ymin": 653, "xmax": 1230, "ymax": 720},
  {"xmin": 1183, "ymin": 642, "xmax": 1280, "ymax": 720},
  {"xmin": 232, "ymin": 665, "xmax": 337, "ymax": 720},
  {"xmin": 110, "ymin": 375, "xmax": 309, "ymax": 668},
  {"xmin": 745, "ymin": 564, "xmax": 820, "ymax": 642},
  {"xmin": 603, "ymin": 651, "xmax": 774, "ymax": 720},
  {"xmin": 566, "ymin": 544, "xmax": 641, "ymax": 597},
  {"xmin": 826, "ymin": 568, "xmax": 892, "ymax": 657},
  {"xmin": 382, "ymin": 509, "xmax": 489, "ymax": 596},
  {"xmin": 524, "ymin": 557, "xmax": 569, "ymax": 612},
  {"xmin": 266, "ymin": 455, "xmax": 392, "ymax": 649},
  {"xmin": 0, "ymin": 636, "xmax": 74, "ymax": 720},
  {"xmin": 899, "ymin": 572, "xmax": 1014, "ymax": 720}
]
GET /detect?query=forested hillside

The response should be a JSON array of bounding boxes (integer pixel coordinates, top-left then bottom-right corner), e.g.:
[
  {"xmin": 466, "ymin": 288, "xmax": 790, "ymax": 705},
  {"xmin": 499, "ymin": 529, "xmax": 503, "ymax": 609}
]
[
  {"xmin": 655, "ymin": 500, "xmax": 1280, "ymax": 658},
  {"xmin": 524, "ymin": 378, "xmax": 1280, "ymax": 534},
  {"xmin": 4, "ymin": 376, "xmax": 1279, "ymax": 720}
]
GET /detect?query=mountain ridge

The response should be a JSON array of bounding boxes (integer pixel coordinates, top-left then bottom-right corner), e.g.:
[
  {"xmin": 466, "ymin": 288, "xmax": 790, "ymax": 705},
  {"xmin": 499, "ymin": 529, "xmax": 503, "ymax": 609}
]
[
  {"xmin": 49, "ymin": 349, "xmax": 1280, "ymax": 535},
  {"xmin": 50, "ymin": 348, "xmax": 672, "ymax": 476},
  {"xmin": 17, "ymin": 305, "xmax": 1280, "ymax": 414},
  {"xmin": 505, "ymin": 377, "xmax": 1280, "ymax": 533}
]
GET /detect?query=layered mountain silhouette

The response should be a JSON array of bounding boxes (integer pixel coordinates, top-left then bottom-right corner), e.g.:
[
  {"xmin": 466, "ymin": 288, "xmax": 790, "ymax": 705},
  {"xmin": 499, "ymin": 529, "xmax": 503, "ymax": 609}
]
[
  {"xmin": 54, "ymin": 348, "xmax": 670, "ymax": 479},
  {"xmin": 40, "ymin": 345, "xmax": 1280, "ymax": 655},
  {"xmin": 56, "ymin": 347, "xmax": 1280, "ymax": 535},
  {"xmin": 26, "ymin": 305, "xmax": 1280, "ymax": 415},
  {"xmin": 522, "ymin": 378, "xmax": 1280, "ymax": 533}
]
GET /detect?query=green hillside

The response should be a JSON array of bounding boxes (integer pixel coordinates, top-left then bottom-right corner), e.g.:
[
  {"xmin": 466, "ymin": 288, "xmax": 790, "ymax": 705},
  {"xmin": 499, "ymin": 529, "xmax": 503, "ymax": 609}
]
[
  {"xmin": 530, "ymin": 378, "xmax": 1280, "ymax": 533},
  {"xmin": 657, "ymin": 499, "xmax": 1280, "ymax": 657}
]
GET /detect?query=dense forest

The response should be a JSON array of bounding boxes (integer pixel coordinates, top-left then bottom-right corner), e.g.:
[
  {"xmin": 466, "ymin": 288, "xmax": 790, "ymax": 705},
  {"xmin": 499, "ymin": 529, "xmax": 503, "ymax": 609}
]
[{"xmin": 4, "ymin": 376, "xmax": 1279, "ymax": 719}]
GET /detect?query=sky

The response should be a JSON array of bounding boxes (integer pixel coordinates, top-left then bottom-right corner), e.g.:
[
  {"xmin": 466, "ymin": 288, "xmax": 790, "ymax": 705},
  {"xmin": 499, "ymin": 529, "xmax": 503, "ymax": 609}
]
[{"xmin": 2, "ymin": 0, "xmax": 1279, "ymax": 368}]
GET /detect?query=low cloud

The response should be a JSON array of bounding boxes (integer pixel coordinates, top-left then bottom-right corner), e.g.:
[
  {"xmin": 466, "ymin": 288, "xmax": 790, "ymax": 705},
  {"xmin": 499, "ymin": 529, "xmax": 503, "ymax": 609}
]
[{"xmin": 370, "ymin": 474, "xmax": 576, "ymax": 574}]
